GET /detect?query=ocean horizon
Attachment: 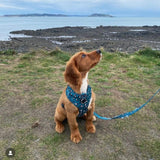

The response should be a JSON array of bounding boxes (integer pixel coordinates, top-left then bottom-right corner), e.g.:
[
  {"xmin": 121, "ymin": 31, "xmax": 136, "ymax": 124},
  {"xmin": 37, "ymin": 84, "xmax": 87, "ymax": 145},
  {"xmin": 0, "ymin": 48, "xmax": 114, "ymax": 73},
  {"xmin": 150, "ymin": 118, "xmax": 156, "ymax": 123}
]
[{"xmin": 1, "ymin": 16, "xmax": 160, "ymax": 41}]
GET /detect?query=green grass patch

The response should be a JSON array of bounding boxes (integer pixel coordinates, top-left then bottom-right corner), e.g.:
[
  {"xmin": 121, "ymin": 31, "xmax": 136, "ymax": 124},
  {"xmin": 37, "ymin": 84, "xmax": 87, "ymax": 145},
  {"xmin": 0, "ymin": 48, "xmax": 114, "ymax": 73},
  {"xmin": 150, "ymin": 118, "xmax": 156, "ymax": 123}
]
[
  {"xmin": 6, "ymin": 129, "xmax": 38, "ymax": 160},
  {"xmin": 0, "ymin": 49, "xmax": 17, "ymax": 55},
  {"xmin": 20, "ymin": 52, "xmax": 35, "ymax": 61},
  {"xmin": 135, "ymin": 139, "xmax": 160, "ymax": 159},
  {"xmin": 49, "ymin": 49, "xmax": 70, "ymax": 63},
  {"xmin": 31, "ymin": 96, "xmax": 52, "ymax": 108},
  {"xmin": 138, "ymin": 47, "xmax": 160, "ymax": 58},
  {"xmin": 41, "ymin": 133, "xmax": 65, "ymax": 159},
  {"xmin": 43, "ymin": 133, "xmax": 64, "ymax": 145},
  {"xmin": 96, "ymin": 95, "xmax": 112, "ymax": 107}
]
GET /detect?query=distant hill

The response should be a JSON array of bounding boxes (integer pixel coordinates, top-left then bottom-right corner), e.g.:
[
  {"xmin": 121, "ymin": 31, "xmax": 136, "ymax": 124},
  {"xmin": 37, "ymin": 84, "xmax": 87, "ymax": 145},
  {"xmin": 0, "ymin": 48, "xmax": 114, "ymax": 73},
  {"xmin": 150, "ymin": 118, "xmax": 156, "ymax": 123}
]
[
  {"xmin": 3, "ymin": 13, "xmax": 114, "ymax": 17},
  {"xmin": 89, "ymin": 13, "xmax": 114, "ymax": 17},
  {"xmin": 3, "ymin": 14, "xmax": 68, "ymax": 17}
]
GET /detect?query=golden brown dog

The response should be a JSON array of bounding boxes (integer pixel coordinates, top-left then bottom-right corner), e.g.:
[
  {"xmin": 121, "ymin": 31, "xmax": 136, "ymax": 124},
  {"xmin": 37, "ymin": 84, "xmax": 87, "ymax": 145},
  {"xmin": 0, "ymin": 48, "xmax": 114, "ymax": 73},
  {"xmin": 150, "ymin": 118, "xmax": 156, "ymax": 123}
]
[{"xmin": 54, "ymin": 50, "xmax": 102, "ymax": 143}]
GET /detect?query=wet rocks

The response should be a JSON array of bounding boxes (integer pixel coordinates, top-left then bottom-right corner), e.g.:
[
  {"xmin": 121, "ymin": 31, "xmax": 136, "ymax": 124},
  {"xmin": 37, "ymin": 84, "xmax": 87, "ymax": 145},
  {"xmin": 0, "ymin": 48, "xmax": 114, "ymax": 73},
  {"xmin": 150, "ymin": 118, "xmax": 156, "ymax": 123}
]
[{"xmin": 1, "ymin": 26, "xmax": 160, "ymax": 53}]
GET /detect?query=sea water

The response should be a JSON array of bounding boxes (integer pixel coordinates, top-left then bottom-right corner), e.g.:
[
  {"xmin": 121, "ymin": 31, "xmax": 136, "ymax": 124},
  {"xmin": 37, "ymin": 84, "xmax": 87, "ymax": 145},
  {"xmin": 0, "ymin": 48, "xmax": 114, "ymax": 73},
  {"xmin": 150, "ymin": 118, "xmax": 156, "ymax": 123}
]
[{"xmin": 0, "ymin": 16, "xmax": 160, "ymax": 41}]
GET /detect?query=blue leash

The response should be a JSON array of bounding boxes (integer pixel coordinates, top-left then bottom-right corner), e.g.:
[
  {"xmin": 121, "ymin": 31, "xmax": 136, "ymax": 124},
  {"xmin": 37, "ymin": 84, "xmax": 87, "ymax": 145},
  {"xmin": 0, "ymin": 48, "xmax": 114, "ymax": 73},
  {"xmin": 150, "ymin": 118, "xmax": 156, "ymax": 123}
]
[{"xmin": 94, "ymin": 88, "xmax": 160, "ymax": 120}]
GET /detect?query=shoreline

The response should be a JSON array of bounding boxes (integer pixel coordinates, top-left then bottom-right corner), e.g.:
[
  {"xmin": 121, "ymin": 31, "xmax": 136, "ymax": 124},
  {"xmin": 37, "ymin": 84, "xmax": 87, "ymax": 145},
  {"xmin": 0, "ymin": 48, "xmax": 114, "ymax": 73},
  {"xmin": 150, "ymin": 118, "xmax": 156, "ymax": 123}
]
[{"xmin": 0, "ymin": 25, "xmax": 160, "ymax": 53}]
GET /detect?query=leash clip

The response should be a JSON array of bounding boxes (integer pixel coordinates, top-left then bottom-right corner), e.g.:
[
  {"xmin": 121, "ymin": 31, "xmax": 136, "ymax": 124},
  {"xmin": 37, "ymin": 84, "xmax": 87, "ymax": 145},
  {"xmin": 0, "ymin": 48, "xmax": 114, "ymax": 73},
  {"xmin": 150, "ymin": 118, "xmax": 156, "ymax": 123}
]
[{"xmin": 81, "ymin": 95, "xmax": 87, "ymax": 103}]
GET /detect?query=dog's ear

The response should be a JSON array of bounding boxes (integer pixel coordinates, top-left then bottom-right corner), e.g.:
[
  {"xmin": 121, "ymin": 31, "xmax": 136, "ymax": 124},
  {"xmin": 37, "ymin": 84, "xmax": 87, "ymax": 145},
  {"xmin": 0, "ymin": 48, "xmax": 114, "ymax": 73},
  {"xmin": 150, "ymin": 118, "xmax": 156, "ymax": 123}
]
[{"xmin": 64, "ymin": 60, "xmax": 81, "ymax": 86}]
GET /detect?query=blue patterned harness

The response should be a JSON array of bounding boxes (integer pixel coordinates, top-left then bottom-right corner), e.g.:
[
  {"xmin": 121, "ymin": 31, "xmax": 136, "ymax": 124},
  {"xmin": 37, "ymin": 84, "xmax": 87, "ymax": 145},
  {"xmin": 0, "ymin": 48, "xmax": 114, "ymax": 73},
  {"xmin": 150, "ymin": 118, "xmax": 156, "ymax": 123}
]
[{"xmin": 63, "ymin": 85, "xmax": 92, "ymax": 117}]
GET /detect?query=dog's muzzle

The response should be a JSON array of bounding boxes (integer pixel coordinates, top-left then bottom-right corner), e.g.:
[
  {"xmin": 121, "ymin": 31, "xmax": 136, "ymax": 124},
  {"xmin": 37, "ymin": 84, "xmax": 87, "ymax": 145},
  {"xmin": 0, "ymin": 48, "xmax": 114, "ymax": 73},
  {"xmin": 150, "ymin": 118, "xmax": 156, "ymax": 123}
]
[{"xmin": 96, "ymin": 50, "xmax": 101, "ymax": 54}]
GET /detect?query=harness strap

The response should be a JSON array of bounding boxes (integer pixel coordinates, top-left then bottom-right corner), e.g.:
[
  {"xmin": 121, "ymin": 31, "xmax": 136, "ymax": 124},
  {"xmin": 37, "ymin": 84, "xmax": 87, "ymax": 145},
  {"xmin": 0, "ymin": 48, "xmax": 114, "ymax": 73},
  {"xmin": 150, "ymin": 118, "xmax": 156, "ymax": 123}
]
[{"xmin": 63, "ymin": 85, "xmax": 92, "ymax": 117}]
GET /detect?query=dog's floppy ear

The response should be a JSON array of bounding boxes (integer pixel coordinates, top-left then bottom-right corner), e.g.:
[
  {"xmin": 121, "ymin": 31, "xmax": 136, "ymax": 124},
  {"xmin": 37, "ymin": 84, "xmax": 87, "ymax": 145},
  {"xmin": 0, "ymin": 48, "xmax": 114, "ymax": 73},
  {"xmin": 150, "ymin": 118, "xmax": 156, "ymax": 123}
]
[{"xmin": 64, "ymin": 60, "xmax": 81, "ymax": 86}]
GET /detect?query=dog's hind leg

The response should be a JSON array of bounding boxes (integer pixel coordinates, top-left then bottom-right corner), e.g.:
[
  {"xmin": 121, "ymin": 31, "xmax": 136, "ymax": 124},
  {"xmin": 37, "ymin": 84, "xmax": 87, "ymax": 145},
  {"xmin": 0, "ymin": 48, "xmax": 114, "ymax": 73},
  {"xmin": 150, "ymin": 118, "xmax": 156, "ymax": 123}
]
[{"xmin": 54, "ymin": 106, "xmax": 66, "ymax": 133}]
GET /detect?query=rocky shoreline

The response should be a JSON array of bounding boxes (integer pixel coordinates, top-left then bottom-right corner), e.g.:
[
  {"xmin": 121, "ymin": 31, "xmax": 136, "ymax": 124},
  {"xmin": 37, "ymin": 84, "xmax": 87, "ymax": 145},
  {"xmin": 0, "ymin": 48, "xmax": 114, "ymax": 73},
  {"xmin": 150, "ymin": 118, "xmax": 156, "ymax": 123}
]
[{"xmin": 1, "ymin": 26, "xmax": 160, "ymax": 53}]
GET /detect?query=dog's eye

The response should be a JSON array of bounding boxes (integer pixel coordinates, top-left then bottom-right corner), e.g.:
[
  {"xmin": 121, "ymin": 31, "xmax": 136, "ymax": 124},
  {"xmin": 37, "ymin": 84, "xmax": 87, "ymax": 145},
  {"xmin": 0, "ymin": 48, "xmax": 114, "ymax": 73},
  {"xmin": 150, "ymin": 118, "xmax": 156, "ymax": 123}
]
[{"xmin": 82, "ymin": 54, "xmax": 86, "ymax": 58}]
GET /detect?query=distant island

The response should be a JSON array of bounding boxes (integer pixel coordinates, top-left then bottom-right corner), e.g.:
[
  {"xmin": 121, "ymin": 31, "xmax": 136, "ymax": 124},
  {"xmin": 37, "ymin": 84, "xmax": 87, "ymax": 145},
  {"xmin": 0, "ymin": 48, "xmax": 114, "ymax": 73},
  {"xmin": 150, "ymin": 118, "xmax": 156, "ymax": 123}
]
[
  {"xmin": 89, "ymin": 13, "xmax": 113, "ymax": 17},
  {"xmin": 3, "ymin": 14, "xmax": 68, "ymax": 17},
  {"xmin": 3, "ymin": 13, "xmax": 114, "ymax": 17}
]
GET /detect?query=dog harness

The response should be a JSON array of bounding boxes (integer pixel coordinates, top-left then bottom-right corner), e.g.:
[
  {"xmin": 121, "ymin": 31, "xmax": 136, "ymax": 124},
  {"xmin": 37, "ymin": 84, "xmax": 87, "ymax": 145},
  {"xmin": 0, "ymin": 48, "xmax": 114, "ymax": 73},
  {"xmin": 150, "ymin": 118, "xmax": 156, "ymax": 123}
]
[{"xmin": 62, "ymin": 85, "xmax": 92, "ymax": 117}]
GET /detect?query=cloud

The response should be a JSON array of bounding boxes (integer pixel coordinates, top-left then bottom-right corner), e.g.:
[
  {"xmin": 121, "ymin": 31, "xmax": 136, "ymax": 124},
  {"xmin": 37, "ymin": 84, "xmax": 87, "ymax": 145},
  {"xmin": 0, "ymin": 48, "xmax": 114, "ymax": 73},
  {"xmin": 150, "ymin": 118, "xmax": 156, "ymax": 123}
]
[
  {"xmin": 15, "ymin": 0, "xmax": 107, "ymax": 14},
  {"xmin": 0, "ymin": 3, "xmax": 25, "ymax": 10},
  {"xmin": 1, "ymin": 0, "xmax": 160, "ymax": 16},
  {"xmin": 0, "ymin": 1, "xmax": 25, "ymax": 10},
  {"xmin": 113, "ymin": 0, "xmax": 160, "ymax": 10}
]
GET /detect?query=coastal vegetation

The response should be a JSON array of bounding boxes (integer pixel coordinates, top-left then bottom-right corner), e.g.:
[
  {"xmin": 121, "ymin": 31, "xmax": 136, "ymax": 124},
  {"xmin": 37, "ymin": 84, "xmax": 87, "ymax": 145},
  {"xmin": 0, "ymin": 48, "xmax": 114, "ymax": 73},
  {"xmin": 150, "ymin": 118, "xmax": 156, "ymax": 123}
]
[{"xmin": 0, "ymin": 48, "xmax": 160, "ymax": 159}]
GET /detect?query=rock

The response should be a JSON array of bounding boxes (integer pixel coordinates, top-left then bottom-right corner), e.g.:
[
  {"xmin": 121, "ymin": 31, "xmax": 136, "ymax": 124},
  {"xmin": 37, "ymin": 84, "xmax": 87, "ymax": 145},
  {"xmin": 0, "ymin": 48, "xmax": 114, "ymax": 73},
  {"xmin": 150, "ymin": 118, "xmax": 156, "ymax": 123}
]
[{"xmin": 1, "ymin": 26, "xmax": 160, "ymax": 53}]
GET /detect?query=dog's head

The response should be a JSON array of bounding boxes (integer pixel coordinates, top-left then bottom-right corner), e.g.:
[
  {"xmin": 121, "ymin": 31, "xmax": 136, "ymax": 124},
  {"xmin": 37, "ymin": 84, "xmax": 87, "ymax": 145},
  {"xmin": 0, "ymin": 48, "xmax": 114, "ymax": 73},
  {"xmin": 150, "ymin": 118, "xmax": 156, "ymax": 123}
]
[{"xmin": 64, "ymin": 50, "xmax": 102, "ymax": 86}]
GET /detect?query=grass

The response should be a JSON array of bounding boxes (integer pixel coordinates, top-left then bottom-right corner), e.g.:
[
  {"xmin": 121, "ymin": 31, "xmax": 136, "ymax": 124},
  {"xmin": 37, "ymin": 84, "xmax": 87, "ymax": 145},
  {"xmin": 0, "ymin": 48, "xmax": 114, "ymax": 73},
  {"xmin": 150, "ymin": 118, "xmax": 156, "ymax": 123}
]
[
  {"xmin": 0, "ymin": 48, "xmax": 160, "ymax": 160},
  {"xmin": 0, "ymin": 49, "xmax": 17, "ymax": 55}
]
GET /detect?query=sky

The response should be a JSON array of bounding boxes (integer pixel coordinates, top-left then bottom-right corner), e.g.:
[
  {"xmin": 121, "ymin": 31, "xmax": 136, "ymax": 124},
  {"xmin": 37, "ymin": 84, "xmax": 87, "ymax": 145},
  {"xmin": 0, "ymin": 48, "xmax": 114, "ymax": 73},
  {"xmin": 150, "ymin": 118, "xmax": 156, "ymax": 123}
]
[{"xmin": 0, "ymin": 0, "xmax": 160, "ymax": 16}]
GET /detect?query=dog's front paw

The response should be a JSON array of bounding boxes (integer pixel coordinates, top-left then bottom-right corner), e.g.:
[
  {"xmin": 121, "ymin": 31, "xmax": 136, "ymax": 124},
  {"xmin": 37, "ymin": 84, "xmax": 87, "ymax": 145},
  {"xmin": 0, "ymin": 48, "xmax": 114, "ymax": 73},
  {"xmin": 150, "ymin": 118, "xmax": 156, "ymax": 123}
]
[
  {"xmin": 55, "ymin": 123, "xmax": 64, "ymax": 133},
  {"xmin": 71, "ymin": 133, "xmax": 82, "ymax": 143},
  {"xmin": 92, "ymin": 115, "xmax": 97, "ymax": 122},
  {"xmin": 86, "ymin": 124, "xmax": 96, "ymax": 133}
]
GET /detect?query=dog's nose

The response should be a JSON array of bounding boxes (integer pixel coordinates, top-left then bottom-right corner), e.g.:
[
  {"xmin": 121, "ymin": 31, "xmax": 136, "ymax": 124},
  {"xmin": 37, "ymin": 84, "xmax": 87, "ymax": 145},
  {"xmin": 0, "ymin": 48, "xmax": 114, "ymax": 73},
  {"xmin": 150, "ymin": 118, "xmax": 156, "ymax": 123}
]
[{"xmin": 96, "ymin": 50, "xmax": 101, "ymax": 54}]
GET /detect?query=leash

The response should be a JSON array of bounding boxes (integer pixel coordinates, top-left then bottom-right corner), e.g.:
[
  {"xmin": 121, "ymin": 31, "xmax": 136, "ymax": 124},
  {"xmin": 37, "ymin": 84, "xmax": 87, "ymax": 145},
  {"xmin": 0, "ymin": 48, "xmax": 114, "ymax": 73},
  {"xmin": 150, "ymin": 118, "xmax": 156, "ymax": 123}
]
[{"xmin": 94, "ymin": 88, "xmax": 160, "ymax": 120}]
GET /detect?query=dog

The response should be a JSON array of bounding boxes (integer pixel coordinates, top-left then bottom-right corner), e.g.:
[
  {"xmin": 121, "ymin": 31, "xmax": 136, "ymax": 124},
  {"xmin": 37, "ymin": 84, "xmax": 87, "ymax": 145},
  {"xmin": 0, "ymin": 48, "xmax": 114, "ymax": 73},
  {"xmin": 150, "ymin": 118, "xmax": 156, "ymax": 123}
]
[{"xmin": 54, "ymin": 50, "xmax": 102, "ymax": 143}]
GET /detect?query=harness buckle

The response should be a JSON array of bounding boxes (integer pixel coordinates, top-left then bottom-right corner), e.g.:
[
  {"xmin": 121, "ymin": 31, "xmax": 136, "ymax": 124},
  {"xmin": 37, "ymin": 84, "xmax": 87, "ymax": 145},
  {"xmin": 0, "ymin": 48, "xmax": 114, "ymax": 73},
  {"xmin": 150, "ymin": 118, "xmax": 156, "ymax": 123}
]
[{"xmin": 81, "ymin": 98, "xmax": 87, "ymax": 104}]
